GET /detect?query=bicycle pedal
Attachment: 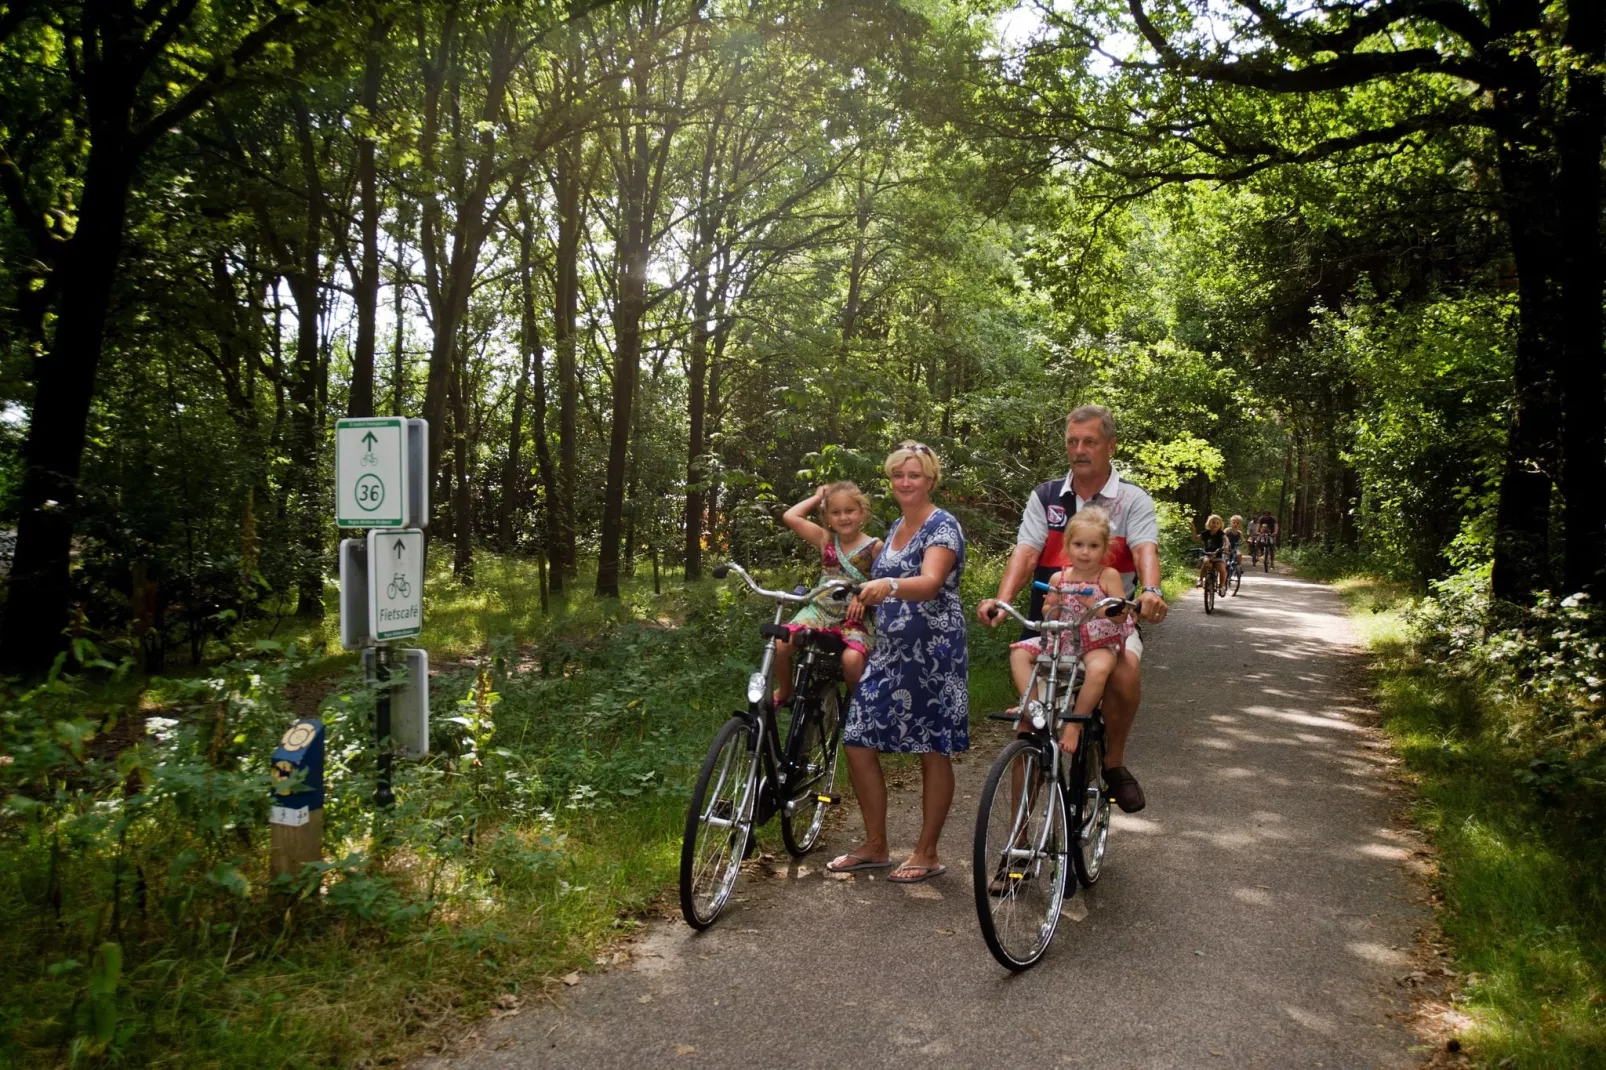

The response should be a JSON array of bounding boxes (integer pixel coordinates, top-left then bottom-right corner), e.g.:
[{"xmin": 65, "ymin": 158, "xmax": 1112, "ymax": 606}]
[{"xmin": 814, "ymin": 792, "xmax": 842, "ymax": 806}]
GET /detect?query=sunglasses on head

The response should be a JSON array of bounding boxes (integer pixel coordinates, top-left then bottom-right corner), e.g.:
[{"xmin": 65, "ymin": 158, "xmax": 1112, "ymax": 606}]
[{"xmin": 898, "ymin": 442, "xmax": 932, "ymax": 456}]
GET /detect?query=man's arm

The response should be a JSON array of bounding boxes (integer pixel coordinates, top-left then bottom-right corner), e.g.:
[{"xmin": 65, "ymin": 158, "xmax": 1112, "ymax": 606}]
[
  {"xmin": 977, "ymin": 544, "xmax": 1040, "ymax": 624},
  {"xmin": 1131, "ymin": 541, "xmax": 1168, "ymax": 623}
]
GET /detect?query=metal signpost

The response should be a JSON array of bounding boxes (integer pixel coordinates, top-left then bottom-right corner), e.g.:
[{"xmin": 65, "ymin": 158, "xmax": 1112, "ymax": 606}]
[{"xmin": 332, "ymin": 418, "xmax": 430, "ymax": 810}]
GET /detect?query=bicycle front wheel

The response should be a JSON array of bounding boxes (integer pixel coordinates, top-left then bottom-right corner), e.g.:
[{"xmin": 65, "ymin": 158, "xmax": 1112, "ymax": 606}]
[
  {"xmin": 1264, "ymin": 544, "xmax": 1273, "ymax": 572},
  {"xmin": 680, "ymin": 716, "xmax": 757, "ymax": 930},
  {"xmin": 1204, "ymin": 571, "xmax": 1216, "ymax": 614},
  {"xmin": 1232, "ymin": 563, "xmax": 1242, "ymax": 596},
  {"xmin": 973, "ymin": 738, "xmax": 1070, "ymax": 971},
  {"xmin": 780, "ymin": 688, "xmax": 841, "ymax": 856}
]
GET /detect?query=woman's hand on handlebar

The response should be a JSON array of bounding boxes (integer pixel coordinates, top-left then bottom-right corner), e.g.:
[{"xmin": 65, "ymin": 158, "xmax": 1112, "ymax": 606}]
[{"xmin": 850, "ymin": 578, "xmax": 893, "ymax": 618}]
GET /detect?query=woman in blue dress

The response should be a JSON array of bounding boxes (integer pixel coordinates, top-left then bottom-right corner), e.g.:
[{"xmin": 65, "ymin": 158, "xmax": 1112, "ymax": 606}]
[{"xmin": 826, "ymin": 441, "xmax": 968, "ymax": 883}]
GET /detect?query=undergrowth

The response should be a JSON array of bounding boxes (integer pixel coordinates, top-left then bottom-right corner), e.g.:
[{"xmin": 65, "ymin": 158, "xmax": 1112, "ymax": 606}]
[
  {"xmin": 1, "ymin": 549, "xmax": 1020, "ymax": 1067},
  {"xmin": 1328, "ymin": 572, "xmax": 1606, "ymax": 1068}
]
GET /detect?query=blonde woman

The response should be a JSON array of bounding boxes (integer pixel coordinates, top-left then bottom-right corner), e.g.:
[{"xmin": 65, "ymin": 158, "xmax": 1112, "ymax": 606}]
[{"xmin": 826, "ymin": 442, "xmax": 968, "ymax": 884}]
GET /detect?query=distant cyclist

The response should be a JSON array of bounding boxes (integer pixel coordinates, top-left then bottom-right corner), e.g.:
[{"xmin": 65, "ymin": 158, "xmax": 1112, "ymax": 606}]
[
  {"xmin": 1251, "ymin": 510, "xmax": 1279, "ymax": 565},
  {"xmin": 1225, "ymin": 515, "xmax": 1245, "ymax": 587},
  {"xmin": 1191, "ymin": 514, "xmax": 1229, "ymax": 593}
]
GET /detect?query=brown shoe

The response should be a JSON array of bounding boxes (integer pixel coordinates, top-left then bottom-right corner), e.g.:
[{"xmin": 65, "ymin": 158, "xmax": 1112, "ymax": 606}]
[{"xmin": 1103, "ymin": 766, "xmax": 1146, "ymax": 813}]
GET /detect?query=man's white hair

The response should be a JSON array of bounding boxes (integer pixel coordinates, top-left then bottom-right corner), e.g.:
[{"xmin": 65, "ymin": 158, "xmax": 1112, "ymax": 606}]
[{"xmin": 1065, "ymin": 404, "xmax": 1115, "ymax": 441}]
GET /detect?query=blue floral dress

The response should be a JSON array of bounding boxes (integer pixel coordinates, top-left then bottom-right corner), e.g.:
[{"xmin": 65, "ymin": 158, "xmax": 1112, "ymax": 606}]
[{"xmin": 844, "ymin": 509, "xmax": 969, "ymax": 755}]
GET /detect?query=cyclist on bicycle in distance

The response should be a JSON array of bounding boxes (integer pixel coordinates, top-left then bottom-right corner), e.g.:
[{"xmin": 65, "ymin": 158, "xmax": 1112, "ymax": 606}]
[
  {"xmin": 1192, "ymin": 515, "xmax": 1229, "ymax": 593},
  {"xmin": 1225, "ymin": 515, "xmax": 1246, "ymax": 582},
  {"xmin": 1251, "ymin": 509, "xmax": 1279, "ymax": 564},
  {"xmin": 977, "ymin": 404, "xmax": 1168, "ymax": 814}
]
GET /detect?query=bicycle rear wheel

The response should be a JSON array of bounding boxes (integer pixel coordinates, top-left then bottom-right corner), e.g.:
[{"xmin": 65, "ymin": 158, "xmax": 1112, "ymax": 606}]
[
  {"xmin": 680, "ymin": 717, "xmax": 757, "ymax": 930},
  {"xmin": 780, "ymin": 687, "xmax": 841, "ymax": 856},
  {"xmin": 973, "ymin": 738, "xmax": 1070, "ymax": 971},
  {"xmin": 1203, "ymin": 570, "xmax": 1216, "ymax": 614},
  {"xmin": 1072, "ymin": 726, "xmax": 1111, "ymax": 886}
]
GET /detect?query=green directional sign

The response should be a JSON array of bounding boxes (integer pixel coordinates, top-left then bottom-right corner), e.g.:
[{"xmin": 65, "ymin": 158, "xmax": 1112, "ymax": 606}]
[{"xmin": 336, "ymin": 417, "xmax": 407, "ymax": 528}]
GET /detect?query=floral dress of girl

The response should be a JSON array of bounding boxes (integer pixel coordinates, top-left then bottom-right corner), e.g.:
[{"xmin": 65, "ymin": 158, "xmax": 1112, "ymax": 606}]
[
  {"xmin": 785, "ymin": 534, "xmax": 878, "ymax": 655},
  {"xmin": 844, "ymin": 510, "xmax": 969, "ymax": 754}
]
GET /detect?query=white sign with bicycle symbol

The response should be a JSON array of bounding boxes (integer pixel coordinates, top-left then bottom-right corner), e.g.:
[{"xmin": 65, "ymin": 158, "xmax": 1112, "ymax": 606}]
[
  {"xmin": 336, "ymin": 417, "xmax": 407, "ymax": 528},
  {"xmin": 367, "ymin": 528, "xmax": 424, "ymax": 641}
]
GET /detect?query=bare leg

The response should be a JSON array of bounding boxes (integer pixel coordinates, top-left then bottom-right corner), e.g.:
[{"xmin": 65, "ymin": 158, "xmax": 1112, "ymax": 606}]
[
  {"xmin": 842, "ymin": 647, "xmax": 866, "ymax": 689},
  {"xmin": 837, "ymin": 745, "xmax": 889, "ymax": 864},
  {"xmin": 1007, "ymin": 645, "xmax": 1034, "ymax": 713},
  {"xmin": 898, "ymin": 752, "xmax": 954, "ymax": 873},
  {"xmin": 1101, "ymin": 647, "xmax": 1142, "ymax": 768},
  {"xmin": 772, "ymin": 638, "xmax": 796, "ymax": 705},
  {"xmin": 1059, "ymin": 647, "xmax": 1114, "ymax": 753}
]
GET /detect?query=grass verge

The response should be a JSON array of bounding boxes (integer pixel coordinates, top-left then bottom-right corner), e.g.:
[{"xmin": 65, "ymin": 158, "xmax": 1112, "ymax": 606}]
[
  {"xmin": 3, "ymin": 549, "xmax": 1028, "ymax": 1067},
  {"xmin": 1328, "ymin": 575, "xmax": 1606, "ymax": 1068}
]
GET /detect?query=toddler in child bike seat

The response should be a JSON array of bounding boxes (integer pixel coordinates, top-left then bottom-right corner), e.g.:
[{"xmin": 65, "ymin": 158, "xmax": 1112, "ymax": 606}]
[
  {"xmin": 1007, "ymin": 506, "xmax": 1135, "ymax": 755},
  {"xmin": 772, "ymin": 481, "xmax": 883, "ymax": 706}
]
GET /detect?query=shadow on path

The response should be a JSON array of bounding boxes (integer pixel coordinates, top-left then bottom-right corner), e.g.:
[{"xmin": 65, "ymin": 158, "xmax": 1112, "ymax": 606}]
[{"xmin": 416, "ymin": 570, "xmax": 1427, "ymax": 1070}]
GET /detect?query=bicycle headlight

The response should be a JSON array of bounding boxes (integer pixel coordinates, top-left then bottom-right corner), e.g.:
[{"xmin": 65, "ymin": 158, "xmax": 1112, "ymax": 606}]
[{"xmin": 747, "ymin": 672, "xmax": 767, "ymax": 705}]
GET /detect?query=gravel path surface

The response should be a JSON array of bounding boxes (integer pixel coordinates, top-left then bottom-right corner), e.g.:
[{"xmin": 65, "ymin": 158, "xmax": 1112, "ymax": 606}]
[{"xmin": 418, "ymin": 569, "xmax": 1428, "ymax": 1069}]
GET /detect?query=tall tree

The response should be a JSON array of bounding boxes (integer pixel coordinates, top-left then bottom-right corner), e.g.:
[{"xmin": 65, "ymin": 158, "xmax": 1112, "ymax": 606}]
[{"xmin": 0, "ymin": 0, "xmax": 314, "ymax": 670}]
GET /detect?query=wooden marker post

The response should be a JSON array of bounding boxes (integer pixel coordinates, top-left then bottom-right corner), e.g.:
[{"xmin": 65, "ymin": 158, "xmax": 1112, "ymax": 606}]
[{"xmin": 270, "ymin": 718, "xmax": 326, "ymax": 882}]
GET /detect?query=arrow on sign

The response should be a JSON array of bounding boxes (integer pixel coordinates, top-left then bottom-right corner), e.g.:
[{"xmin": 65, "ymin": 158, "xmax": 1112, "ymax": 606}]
[
  {"xmin": 362, "ymin": 431, "xmax": 379, "ymax": 450},
  {"xmin": 393, "ymin": 538, "xmax": 406, "ymax": 559}
]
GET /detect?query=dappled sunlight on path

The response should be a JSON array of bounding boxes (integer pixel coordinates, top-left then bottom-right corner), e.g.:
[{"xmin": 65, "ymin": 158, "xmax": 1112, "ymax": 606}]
[{"xmin": 416, "ymin": 569, "xmax": 1428, "ymax": 1069}]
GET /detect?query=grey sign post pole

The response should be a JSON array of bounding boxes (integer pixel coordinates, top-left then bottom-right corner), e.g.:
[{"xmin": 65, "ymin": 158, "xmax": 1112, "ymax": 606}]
[{"xmin": 335, "ymin": 417, "xmax": 428, "ymax": 811}]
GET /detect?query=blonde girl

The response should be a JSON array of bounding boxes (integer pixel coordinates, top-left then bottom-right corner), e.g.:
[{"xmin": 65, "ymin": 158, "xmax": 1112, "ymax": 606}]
[
  {"xmin": 1192, "ymin": 513, "xmax": 1229, "ymax": 593},
  {"xmin": 1007, "ymin": 506, "xmax": 1133, "ymax": 754},
  {"xmin": 772, "ymin": 482, "xmax": 881, "ymax": 706}
]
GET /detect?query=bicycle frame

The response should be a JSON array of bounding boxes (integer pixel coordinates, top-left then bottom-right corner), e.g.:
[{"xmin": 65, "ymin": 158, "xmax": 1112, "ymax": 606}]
[
  {"xmin": 712, "ymin": 562, "xmax": 854, "ymax": 826},
  {"xmin": 989, "ymin": 589, "xmax": 1136, "ymax": 876}
]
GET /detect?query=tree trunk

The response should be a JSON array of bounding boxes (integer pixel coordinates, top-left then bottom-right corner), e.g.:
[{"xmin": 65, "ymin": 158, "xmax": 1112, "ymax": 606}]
[
  {"xmin": 1557, "ymin": 1, "xmax": 1605, "ymax": 594},
  {"xmin": 1490, "ymin": 159, "xmax": 1563, "ymax": 602},
  {"xmin": 551, "ymin": 119, "xmax": 583, "ymax": 592},
  {"xmin": 451, "ymin": 356, "xmax": 474, "ymax": 581},
  {"xmin": 498, "ymin": 337, "xmax": 531, "ymax": 551},
  {"xmin": 0, "ymin": 149, "xmax": 133, "ymax": 670},
  {"xmin": 516, "ymin": 192, "xmax": 560, "ymax": 589},
  {"xmin": 346, "ymin": 10, "xmax": 388, "ymax": 419}
]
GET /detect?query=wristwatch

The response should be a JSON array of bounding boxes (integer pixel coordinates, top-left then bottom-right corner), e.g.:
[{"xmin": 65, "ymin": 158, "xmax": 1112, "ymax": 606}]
[
  {"xmin": 1141, "ymin": 585, "xmax": 1164, "ymax": 598},
  {"xmin": 888, "ymin": 578, "xmax": 901, "ymax": 597}
]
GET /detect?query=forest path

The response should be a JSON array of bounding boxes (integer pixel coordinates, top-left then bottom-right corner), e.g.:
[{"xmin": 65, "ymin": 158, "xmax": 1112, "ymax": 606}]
[{"xmin": 418, "ymin": 569, "xmax": 1431, "ymax": 1069}]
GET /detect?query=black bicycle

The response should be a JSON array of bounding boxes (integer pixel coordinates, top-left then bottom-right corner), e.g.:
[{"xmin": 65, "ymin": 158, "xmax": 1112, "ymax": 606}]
[
  {"xmin": 1252, "ymin": 532, "xmax": 1276, "ymax": 571},
  {"xmin": 1198, "ymin": 549, "xmax": 1226, "ymax": 614},
  {"xmin": 679, "ymin": 563, "xmax": 852, "ymax": 930},
  {"xmin": 975, "ymin": 586, "xmax": 1136, "ymax": 970}
]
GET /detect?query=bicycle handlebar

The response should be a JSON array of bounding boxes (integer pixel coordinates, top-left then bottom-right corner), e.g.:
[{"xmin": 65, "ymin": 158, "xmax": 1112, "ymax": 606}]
[
  {"xmin": 711, "ymin": 561, "xmax": 855, "ymax": 606},
  {"xmin": 985, "ymin": 587, "xmax": 1138, "ymax": 633}
]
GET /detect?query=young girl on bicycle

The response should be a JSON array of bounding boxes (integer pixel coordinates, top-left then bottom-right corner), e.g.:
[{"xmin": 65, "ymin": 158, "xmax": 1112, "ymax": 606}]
[
  {"xmin": 773, "ymin": 482, "xmax": 882, "ymax": 706},
  {"xmin": 1007, "ymin": 506, "xmax": 1134, "ymax": 754},
  {"xmin": 1192, "ymin": 513, "xmax": 1229, "ymax": 592}
]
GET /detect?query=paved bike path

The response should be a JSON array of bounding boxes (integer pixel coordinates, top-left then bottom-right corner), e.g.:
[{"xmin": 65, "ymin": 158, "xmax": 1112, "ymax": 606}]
[{"xmin": 419, "ymin": 570, "xmax": 1429, "ymax": 1069}]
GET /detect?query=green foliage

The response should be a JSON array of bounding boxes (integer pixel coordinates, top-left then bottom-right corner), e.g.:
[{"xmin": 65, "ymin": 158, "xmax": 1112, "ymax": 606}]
[{"xmin": 1337, "ymin": 577, "xmax": 1606, "ymax": 1067}]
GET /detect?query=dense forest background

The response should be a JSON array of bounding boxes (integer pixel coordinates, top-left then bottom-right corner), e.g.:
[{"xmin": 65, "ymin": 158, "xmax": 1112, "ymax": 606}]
[
  {"xmin": 1, "ymin": 0, "xmax": 1602, "ymax": 1065},
  {"xmin": 4, "ymin": 0, "xmax": 1597, "ymax": 674}
]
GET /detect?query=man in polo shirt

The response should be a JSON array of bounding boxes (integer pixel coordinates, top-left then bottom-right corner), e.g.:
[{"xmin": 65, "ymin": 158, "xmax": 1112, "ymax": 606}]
[{"xmin": 977, "ymin": 404, "xmax": 1169, "ymax": 813}]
